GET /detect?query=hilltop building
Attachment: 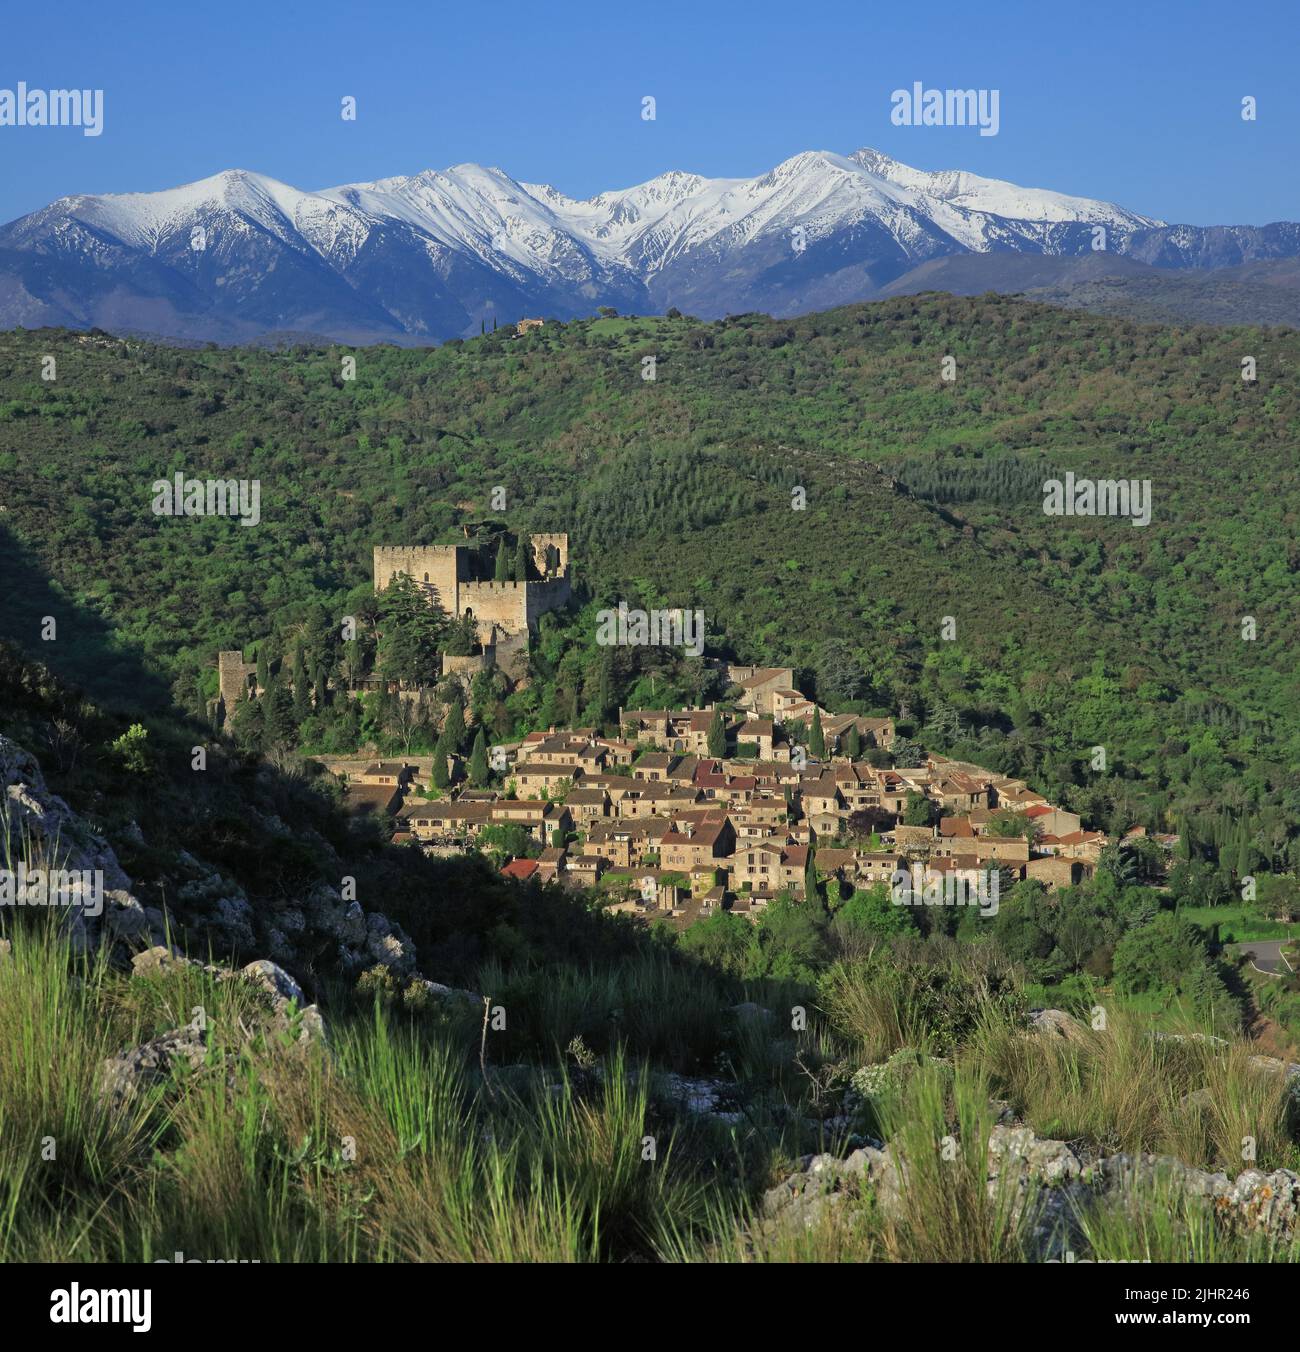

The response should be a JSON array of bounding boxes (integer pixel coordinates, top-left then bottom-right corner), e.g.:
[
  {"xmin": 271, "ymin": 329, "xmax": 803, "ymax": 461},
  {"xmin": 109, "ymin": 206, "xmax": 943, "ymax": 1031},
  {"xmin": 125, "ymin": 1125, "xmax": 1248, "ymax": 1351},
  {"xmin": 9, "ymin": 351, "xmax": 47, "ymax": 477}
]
[
  {"xmin": 216, "ymin": 649, "xmax": 259, "ymax": 723},
  {"xmin": 372, "ymin": 533, "xmax": 571, "ymax": 679}
]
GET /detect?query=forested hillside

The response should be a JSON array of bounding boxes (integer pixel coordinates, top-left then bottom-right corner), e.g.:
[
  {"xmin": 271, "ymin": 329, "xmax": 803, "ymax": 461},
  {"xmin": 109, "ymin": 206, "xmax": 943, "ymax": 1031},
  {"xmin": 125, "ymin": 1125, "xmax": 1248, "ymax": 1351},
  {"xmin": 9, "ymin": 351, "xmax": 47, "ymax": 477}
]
[{"xmin": 1, "ymin": 294, "xmax": 1298, "ymax": 866}]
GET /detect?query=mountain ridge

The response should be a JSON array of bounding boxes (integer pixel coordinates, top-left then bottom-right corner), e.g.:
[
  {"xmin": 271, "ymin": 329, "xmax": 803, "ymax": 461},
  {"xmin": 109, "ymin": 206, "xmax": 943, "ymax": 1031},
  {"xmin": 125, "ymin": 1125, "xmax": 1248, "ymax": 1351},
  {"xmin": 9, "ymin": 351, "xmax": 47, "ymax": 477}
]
[{"xmin": 1, "ymin": 148, "xmax": 1297, "ymax": 342}]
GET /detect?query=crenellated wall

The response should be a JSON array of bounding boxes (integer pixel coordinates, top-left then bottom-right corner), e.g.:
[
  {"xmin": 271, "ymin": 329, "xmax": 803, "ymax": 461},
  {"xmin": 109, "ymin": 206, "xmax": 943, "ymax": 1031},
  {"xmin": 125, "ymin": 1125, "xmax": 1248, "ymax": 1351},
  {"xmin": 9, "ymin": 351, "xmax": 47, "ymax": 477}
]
[
  {"xmin": 524, "ymin": 575, "xmax": 572, "ymax": 628},
  {"xmin": 372, "ymin": 535, "xmax": 571, "ymax": 674},
  {"xmin": 459, "ymin": 579, "xmax": 529, "ymax": 635},
  {"xmin": 372, "ymin": 545, "xmax": 464, "ymax": 612}
]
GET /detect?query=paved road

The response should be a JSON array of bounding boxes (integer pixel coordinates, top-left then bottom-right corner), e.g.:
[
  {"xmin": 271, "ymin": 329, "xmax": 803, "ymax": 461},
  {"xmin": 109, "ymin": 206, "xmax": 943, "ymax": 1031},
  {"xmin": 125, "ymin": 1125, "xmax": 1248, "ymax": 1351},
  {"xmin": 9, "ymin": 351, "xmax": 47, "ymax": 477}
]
[{"xmin": 1230, "ymin": 940, "xmax": 1295, "ymax": 976}]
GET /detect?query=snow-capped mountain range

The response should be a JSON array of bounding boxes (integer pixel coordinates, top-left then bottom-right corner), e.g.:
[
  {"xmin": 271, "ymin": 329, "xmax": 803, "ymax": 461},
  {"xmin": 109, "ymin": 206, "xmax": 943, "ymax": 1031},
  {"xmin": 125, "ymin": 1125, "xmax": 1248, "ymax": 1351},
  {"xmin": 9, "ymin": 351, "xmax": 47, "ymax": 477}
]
[{"xmin": 2, "ymin": 148, "xmax": 1298, "ymax": 342}]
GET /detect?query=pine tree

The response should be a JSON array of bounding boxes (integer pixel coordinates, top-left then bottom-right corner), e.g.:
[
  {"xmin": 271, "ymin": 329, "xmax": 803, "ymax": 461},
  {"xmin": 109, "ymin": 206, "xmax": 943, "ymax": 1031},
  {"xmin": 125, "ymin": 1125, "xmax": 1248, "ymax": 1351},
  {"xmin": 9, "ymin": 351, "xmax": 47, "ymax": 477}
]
[
  {"xmin": 809, "ymin": 708, "xmax": 826, "ymax": 759},
  {"xmin": 262, "ymin": 679, "xmax": 298, "ymax": 751},
  {"xmin": 469, "ymin": 728, "xmax": 489, "ymax": 786},
  {"xmin": 230, "ymin": 684, "xmax": 264, "ymax": 751},
  {"xmin": 377, "ymin": 573, "xmax": 446, "ymax": 685}
]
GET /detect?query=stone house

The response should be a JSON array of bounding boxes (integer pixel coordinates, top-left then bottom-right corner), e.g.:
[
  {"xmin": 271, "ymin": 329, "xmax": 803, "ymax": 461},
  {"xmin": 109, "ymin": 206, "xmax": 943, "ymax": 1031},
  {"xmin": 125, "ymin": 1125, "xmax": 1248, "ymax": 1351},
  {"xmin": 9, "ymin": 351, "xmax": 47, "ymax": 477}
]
[
  {"xmin": 1041, "ymin": 829, "xmax": 1109, "ymax": 863},
  {"xmin": 892, "ymin": 824, "xmax": 937, "ymax": 851},
  {"xmin": 356, "ymin": 761, "xmax": 419, "ymax": 789},
  {"xmin": 1026, "ymin": 856, "xmax": 1089, "ymax": 890},
  {"xmin": 535, "ymin": 846, "xmax": 566, "ymax": 884},
  {"xmin": 834, "ymin": 763, "xmax": 884, "ymax": 813},
  {"xmin": 563, "ymin": 786, "xmax": 610, "ymax": 824},
  {"xmin": 631, "ymin": 752, "xmax": 679, "ymax": 781},
  {"xmin": 931, "ymin": 773, "xmax": 992, "ymax": 815},
  {"xmin": 399, "ymin": 799, "xmax": 493, "ymax": 841},
  {"xmin": 660, "ymin": 819, "xmax": 736, "ymax": 873},
  {"xmin": 511, "ymin": 761, "xmax": 577, "ymax": 796},
  {"xmin": 730, "ymin": 841, "xmax": 808, "ymax": 896},
  {"xmin": 491, "ymin": 800, "xmax": 572, "ymax": 845},
  {"xmin": 799, "ymin": 773, "xmax": 844, "ymax": 837},
  {"xmin": 342, "ymin": 783, "xmax": 402, "ymax": 819},
  {"xmin": 771, "ymin": 690, "xmax": 822, "ymax": 726},
  {"xmin": 566, "ymin": 855, "xmax": 605, "ymax": 888},
  {"xmin": 694, "ymin": 769, "xmax": 757, "ymax": 805},
  {"xmin": 735, "ymin": 719, "xmax": 774, "ymax": 759},
  {"xmin": 730, "ymin": 841, "xmax": 783, "ymax": 893},
  {"xmin": 1023, "ymin": 804, "xmax": 1083, "ymax": 838},
  {"xmin": 852, "ymin": 851, "xmax": 907, "ymax": 890},
  {"xmin": 582, "ymin": 823, "xmax": 635, "ymax": 869},
  {"xmin": 736, "ymin": 667, "xmax": 796, "ymax": 717},
  {"xmin": 969, "ymin": 835, "xmax": 1031, "ymax": 865}
]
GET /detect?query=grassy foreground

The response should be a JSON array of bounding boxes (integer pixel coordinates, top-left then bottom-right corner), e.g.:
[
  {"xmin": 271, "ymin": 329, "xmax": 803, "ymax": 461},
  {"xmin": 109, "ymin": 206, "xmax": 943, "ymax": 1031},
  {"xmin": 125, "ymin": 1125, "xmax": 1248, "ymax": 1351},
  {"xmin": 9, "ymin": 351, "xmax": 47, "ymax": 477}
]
[{"xmin": 2, "ymin": 920, "xmax": 1299, "ymax": 1264}]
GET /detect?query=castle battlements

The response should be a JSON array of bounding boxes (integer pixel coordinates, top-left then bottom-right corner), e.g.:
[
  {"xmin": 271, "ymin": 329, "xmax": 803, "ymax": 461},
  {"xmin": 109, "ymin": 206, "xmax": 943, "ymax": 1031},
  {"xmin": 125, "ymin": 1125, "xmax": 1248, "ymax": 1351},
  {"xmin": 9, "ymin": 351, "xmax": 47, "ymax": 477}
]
[{"xmin": 371, "ymin": 534, "xmax": 571, "ymax": 678}]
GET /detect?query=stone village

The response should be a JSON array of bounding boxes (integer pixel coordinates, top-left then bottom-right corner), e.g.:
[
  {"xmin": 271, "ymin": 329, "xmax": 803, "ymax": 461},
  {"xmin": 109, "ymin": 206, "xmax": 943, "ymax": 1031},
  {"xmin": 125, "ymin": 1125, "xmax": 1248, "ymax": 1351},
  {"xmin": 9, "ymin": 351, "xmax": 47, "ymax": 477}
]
[{"xmin": 215, "ymin": 531, "xmax": 1146, "ymax": 928}]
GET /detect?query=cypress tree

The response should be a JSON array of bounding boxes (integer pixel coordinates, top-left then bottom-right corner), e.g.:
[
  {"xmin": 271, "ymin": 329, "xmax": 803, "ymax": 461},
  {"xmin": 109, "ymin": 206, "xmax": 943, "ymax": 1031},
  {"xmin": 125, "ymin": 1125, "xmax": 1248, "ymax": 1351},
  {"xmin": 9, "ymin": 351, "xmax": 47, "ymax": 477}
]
[
  {"xmin": 803, "ymin": 847, "xmax": 819, "ymax": 905},
  {"xmin": 443, "ymin": 696, "xmax": 466, "ymax": 753},
  {"xmin": 494, "ymin": 537, "xmax": 511, "ymax": 581},
  {"xmin": 469, "ymin": 728, "xmax": 489, "ymax": 786},
  {"xmin": 809, "ymin": 708, "xmax": 826, "ymax": 758},
  {"xmin": 706, "ymin": 709, "xmax": 727, "ymax": 759},
  {"xmin": 431, "ymin": 732, "xmax": 451, "ymax": 790},
  {"xmin": 844, "ymin": 724, "xmax": 861, "ymax": 761},
  {"xmin": 596, "ymin": 655, "xmax": 612, "ymax": 724},
  {"xmin": 292, "ymin": 646, "xmax": 311, "ymax": 721}
]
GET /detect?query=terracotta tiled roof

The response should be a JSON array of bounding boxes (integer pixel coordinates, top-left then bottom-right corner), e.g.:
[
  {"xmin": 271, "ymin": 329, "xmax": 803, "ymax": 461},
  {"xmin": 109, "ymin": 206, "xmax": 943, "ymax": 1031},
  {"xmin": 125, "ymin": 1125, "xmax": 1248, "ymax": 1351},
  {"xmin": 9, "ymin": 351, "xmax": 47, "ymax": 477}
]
[{"xmin": 739, "ymin": 668, "xmax": 791, "ymax": 689}]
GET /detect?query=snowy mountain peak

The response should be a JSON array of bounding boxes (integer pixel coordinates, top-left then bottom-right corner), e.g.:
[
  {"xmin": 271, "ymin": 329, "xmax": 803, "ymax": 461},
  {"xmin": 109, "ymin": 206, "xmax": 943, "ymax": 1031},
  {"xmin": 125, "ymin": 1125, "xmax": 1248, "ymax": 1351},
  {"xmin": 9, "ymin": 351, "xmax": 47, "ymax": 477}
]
[
  {"xmin": 848, "ymin": 147, "xmax": 1163, "ymax": 229},
  {"xmin": 3, "ymin": 147, "xmax": 1254, "ymax": 344}
]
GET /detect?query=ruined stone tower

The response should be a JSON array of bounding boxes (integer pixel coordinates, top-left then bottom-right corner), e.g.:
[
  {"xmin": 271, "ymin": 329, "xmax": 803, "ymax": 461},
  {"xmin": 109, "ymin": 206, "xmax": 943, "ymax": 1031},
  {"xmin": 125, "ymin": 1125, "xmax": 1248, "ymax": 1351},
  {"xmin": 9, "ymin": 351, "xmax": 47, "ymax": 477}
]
[{"xmin": 217, "ymin": 650, "xmax": 258, "ymax": 723}]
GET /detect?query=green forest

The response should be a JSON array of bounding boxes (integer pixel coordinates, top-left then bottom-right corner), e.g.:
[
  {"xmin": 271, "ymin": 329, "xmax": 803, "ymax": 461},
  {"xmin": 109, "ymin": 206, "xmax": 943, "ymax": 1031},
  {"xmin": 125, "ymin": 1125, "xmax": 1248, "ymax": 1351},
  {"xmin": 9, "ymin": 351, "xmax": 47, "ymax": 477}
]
[
  {"xmin": 5, "ymin": 296, "xmax": 1300, "ymax": 1265},
  {"xmin": 1, "ymin": 295, "xmax": 1298, "ymax": 873}
]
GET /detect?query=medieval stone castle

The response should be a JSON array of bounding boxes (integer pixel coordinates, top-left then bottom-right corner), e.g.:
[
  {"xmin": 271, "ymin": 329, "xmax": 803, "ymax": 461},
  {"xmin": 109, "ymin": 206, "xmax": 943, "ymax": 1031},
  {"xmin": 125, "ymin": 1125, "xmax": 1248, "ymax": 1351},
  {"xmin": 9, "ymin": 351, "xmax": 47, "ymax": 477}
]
[
  {"xmin": 371, "ymin": 532, "xmax": 571, "ymax": 679},
  {"xmin": 216, "ymin": 532, "xmax": 573, "ymax": 719}
]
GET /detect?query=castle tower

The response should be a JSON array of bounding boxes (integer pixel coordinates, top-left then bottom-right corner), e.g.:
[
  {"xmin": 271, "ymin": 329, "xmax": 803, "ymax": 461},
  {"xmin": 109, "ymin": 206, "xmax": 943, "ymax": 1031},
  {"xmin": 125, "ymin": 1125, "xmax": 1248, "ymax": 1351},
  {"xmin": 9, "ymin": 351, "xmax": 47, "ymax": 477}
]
[
  {"xmin": 371, "ymin": 534, "xmax": 571, "ymax": 679},
  {"xmin": 217, "ymin": 650, "xmax": 258, "ymax": 723}
]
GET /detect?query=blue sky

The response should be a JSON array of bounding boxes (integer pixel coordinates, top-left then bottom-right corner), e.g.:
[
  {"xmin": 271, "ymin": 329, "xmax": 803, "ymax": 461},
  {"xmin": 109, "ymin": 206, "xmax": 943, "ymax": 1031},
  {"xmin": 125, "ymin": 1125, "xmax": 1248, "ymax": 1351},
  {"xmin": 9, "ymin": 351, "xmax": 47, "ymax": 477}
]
[{"xmin": 2, "ymin": 0, "xmax": 1296, "ymax": 225}]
